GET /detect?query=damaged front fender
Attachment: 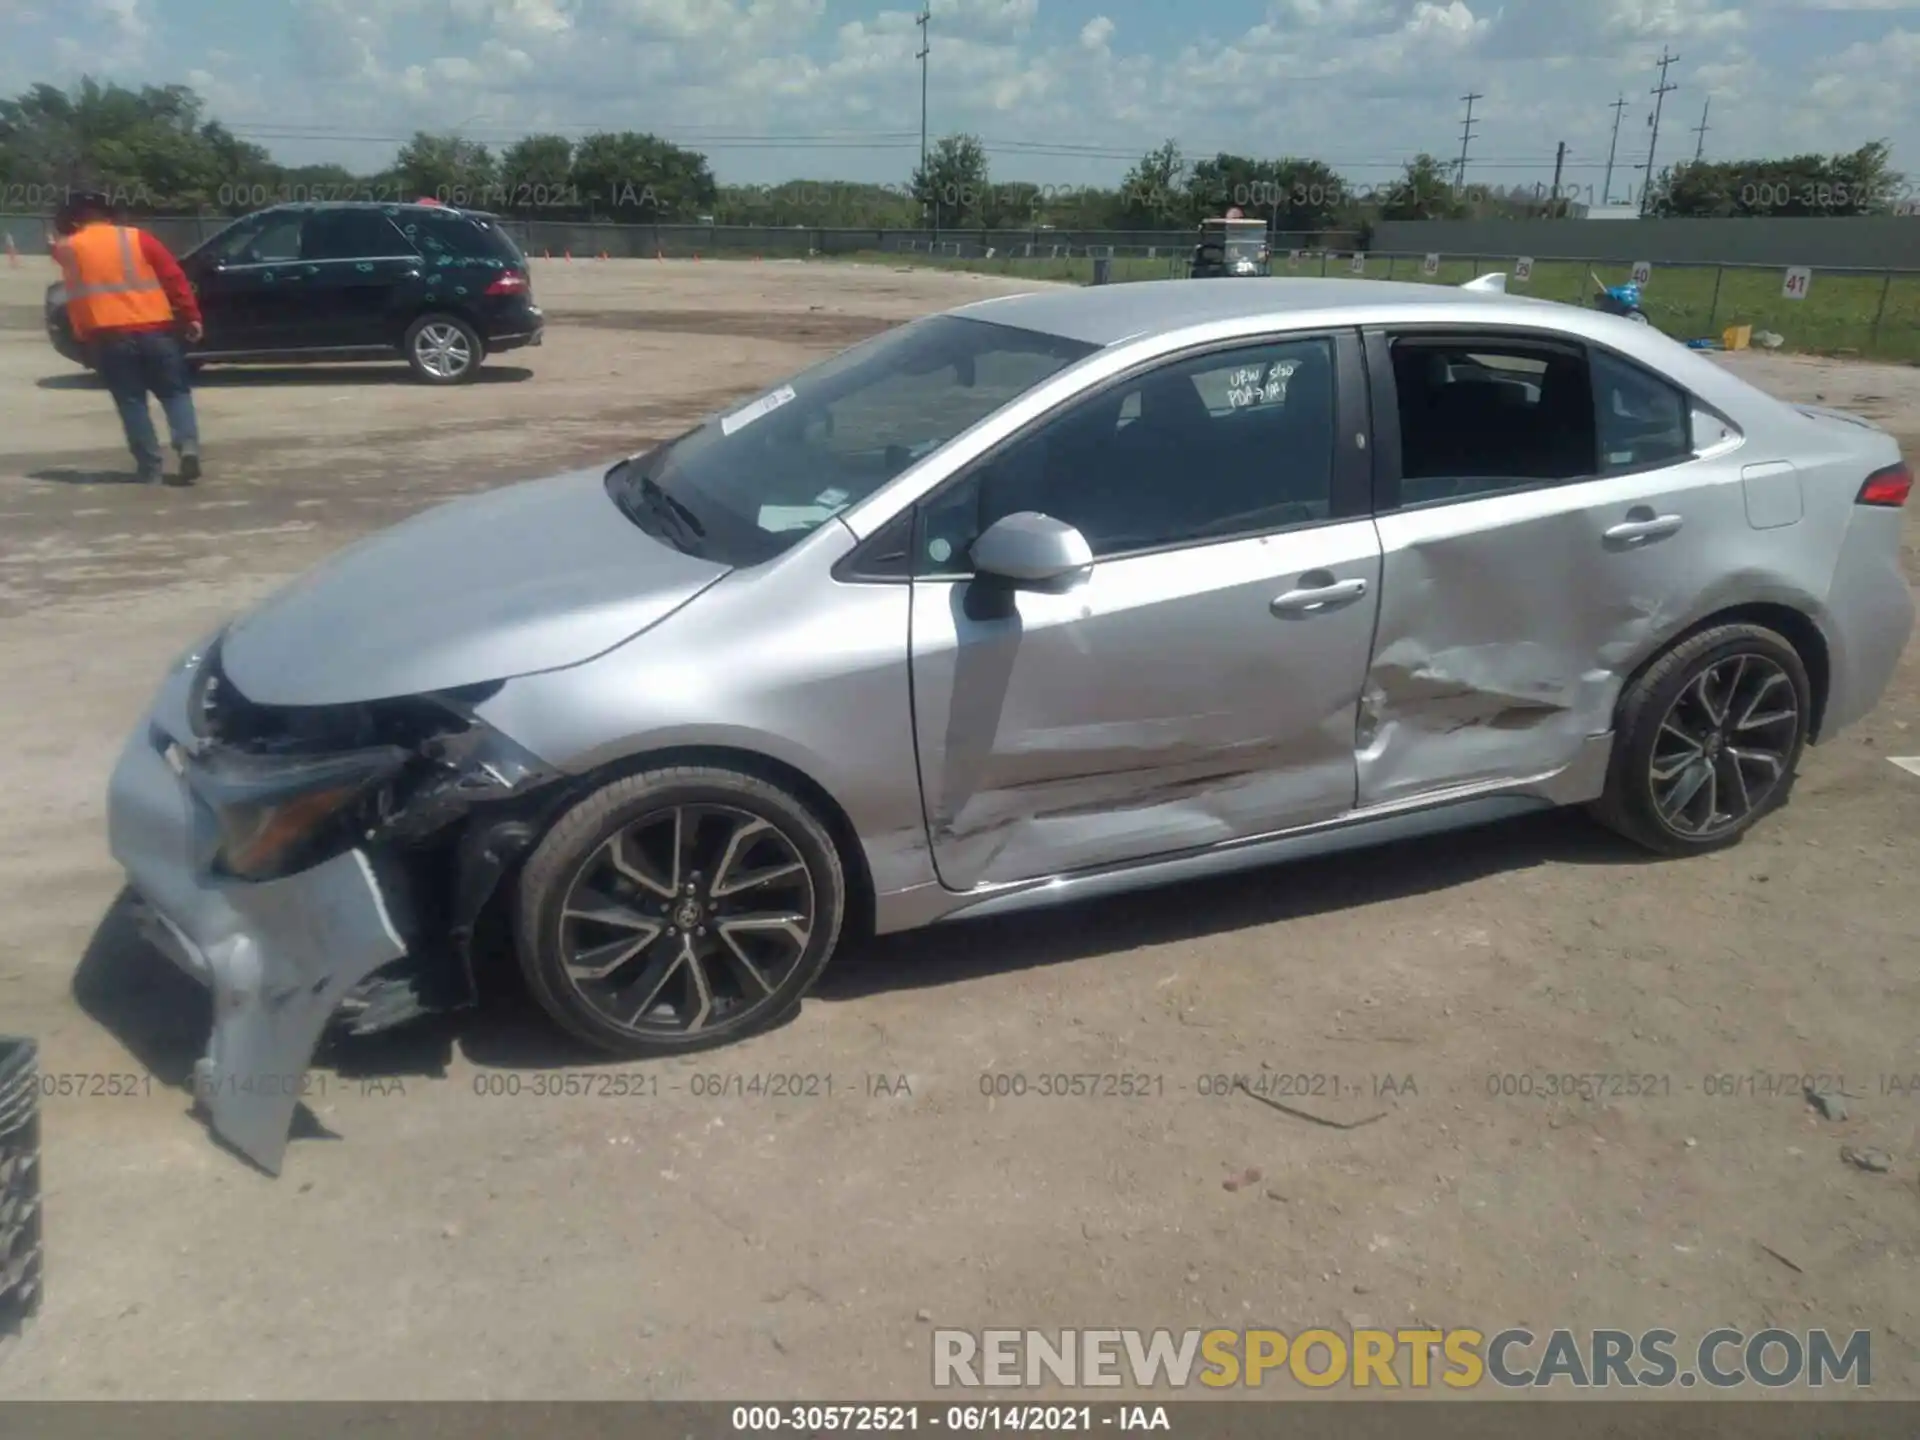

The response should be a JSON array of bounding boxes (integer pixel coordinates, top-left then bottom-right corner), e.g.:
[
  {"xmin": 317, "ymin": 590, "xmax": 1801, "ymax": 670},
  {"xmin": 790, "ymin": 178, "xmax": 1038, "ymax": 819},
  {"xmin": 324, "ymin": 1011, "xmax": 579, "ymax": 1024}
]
[{"xmin": 104, "ymin": 641, "xmax": 563, "ymax": 1173}]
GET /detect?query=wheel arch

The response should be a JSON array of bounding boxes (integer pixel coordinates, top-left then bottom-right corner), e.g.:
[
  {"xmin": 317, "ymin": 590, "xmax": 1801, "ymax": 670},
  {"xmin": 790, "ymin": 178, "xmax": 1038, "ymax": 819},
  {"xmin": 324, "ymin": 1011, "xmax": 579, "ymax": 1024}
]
[
  {"xmin": 555, "ymin": 743, "xmax": 879, "ymax": 941},
  {"xmin": 1620, "ymin": 600, "xmax": 1832, "ymax": 740},
  {"xmin": 400, "ymin": 303, "xmax": 486, "ymax": 349}
]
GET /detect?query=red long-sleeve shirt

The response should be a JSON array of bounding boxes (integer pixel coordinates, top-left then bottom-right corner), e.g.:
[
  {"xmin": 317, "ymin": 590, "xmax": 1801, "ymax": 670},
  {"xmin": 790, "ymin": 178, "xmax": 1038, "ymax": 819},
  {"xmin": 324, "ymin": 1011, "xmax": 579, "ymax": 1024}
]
[{"xmin": 62, "ymin": 229, "xmax": 202, "ymax": 340}]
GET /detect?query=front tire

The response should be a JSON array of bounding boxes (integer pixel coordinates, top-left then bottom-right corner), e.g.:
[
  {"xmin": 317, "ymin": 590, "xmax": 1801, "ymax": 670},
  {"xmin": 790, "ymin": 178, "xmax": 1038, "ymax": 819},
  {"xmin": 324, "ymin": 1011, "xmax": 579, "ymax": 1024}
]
[
  {"xmin": 514, "ymin": 766, "xmax": 847, "ymax": 1057},
  {"xmin": 1590, "ymin": 623, "xmax": 1810, "ymax": 856},
  {"xmin": 404, "ymin": 313, "xmax": 483, "ymax": 385}
]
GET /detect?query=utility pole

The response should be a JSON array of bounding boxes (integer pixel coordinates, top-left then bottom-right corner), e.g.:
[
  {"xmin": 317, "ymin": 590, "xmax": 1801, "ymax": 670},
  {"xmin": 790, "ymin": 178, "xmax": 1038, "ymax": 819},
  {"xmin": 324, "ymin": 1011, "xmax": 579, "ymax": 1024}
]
[
  {"xmin": 916, "ymin": 5, "xmax": 931, "ymax": 233},
  {"xmin": 1639, "ymin": 47, "xmax": 1680, "ymax": 216},
  {"xmin": 1454, "ymin": 91, "xmax": 1483, "ymax": 191},
  {"xmin": 1691, "ymin": 96, "xmax": 1711, "ymax": 162},
  {"xmin": 1603, "ymin": 94, "xmax": 1628, "ymax": 205},
  {"xmin": 1550, "ymin": 141, "xmax": 1567, "ymax": 214}
]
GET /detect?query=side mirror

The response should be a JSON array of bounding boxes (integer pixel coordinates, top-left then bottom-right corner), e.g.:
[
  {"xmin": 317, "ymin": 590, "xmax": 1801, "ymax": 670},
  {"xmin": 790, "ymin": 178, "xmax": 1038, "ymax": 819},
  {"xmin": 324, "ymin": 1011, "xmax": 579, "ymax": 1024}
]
[{"xmin": 970, "ymin": 511, "xmax": 1092, "ymax": 586}]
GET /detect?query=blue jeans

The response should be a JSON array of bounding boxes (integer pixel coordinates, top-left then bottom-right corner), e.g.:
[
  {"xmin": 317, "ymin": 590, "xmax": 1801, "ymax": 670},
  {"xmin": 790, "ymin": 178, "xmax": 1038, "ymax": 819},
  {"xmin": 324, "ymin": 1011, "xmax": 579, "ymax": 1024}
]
[{"xmin": 92, "ymin": 330, "xmax": 199, "ymax": 474}]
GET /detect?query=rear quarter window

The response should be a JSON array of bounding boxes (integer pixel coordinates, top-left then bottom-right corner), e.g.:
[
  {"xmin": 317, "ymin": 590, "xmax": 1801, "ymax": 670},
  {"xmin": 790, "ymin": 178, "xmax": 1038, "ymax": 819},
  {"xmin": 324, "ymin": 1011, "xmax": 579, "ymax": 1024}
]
[{"xmin": 396, "ymin": 211, "xmax": 519, "ymax": 268}]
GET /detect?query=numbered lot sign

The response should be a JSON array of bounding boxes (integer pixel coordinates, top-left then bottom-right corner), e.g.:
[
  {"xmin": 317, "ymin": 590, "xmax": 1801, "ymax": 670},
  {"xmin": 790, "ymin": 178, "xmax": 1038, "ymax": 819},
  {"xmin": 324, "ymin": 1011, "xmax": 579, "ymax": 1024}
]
[
  {"xmin": 1629, "ymin": 260, "xmax": 1653, "ymax": 285},
  {"xmin": 1350, "ymin": 251, "xmax": 1367, "ymax": 274},
  {"xmin": 1782, "ymin": 266, "xmax": 1812, "ymax": 300},
  {"xmin": 1514, "ymin": 256, "xmax": 1534, "ymax": 283},
  {"xmin": 1421, "ymin": 253, "xmax": 1440, "ymax": 276}
]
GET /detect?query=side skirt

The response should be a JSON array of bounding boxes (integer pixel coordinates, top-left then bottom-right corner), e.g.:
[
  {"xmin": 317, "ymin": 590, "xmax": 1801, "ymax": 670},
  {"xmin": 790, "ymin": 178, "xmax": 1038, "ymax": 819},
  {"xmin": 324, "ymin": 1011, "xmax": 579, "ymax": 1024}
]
[{"xmin": 873, "ymin": 732, "xmax": 1613, "ymax": 933}]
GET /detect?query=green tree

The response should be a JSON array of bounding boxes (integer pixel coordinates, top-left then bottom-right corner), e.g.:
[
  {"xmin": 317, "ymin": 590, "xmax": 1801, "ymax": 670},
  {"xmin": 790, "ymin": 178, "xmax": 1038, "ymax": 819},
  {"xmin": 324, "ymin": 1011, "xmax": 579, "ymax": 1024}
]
[
  {"xmin": 1379, "ymin": 154, "xmax": 1466, "ymax": 221},
  {"xmin": 911, "ymin": 133, "xmax": 991, "ymax": 228},
  {"xmin": 1116, "ymin": 140, "xmax": 1188, "ymax": 227},
  {"xmin": 1650, "ymin": 141, "xmax": 1901, "ymax": 217},
  {"xmin": 393, "ymin": 131, "xmax": 497, "ymax": 204},
  {"xmin": 571, "ymin": 131, "xmax": 716, "ymax": 220},
  {"xmin": 498, "ymin": 133, "xmax": 574, "ymax": 213}
]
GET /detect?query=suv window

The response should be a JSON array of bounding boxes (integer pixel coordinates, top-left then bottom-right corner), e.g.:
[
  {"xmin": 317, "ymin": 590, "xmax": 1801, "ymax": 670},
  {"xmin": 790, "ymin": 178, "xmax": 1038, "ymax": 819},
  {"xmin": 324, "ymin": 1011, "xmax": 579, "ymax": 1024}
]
[
  {"xmin": 917, "ymin": 337, "xmax": 1337, "ymax": 571},
  {"xmin": 302, "ymin": 209, "xmax": 413, "ymax": 261},
  {"xmin": 1593, "ymin": 349, "xmax": 1692, "ymax": 471},
  {"xmin": 396, "ymin": 210, "xmax": 517, "ymax": 264},
  {"xmin": 1389, "ymin": 338, "xmax": 1597, "ymax": 505},
  {"xmin": 211, "ymin": 212, "xmax": 303, "ymax": 265}
]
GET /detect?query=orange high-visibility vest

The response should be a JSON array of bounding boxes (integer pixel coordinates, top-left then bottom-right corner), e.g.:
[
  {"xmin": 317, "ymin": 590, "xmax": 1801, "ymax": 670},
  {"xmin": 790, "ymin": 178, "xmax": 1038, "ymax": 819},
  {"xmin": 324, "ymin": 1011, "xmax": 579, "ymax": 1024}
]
[{"xmin": 52, "ymin": 223, "xmax": 174, "ymax": 336}]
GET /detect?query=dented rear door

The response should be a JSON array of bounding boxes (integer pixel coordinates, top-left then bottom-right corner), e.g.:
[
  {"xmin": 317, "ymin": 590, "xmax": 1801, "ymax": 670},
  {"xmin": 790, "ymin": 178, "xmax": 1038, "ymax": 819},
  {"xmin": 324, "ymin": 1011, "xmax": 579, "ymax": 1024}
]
[{"xmin": 1357, "ymin": 330, "xmax": 1742, "ymax": 808}]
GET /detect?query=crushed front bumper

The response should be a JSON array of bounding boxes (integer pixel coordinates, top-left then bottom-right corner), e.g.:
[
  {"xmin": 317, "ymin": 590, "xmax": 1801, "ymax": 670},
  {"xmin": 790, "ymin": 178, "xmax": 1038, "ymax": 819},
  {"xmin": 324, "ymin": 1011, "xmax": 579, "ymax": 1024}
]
[{"xmin": 105, "ymin": 653, "xmax": 410, "ymax": 1175}]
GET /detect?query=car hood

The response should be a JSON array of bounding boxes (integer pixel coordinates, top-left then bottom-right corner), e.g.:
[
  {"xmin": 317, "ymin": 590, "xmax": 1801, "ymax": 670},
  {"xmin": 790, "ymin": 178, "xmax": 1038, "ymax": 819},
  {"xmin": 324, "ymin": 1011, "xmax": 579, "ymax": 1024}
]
[{"xmin": 219, "ymin": 466, "xmax": 732, "ymax": 706}]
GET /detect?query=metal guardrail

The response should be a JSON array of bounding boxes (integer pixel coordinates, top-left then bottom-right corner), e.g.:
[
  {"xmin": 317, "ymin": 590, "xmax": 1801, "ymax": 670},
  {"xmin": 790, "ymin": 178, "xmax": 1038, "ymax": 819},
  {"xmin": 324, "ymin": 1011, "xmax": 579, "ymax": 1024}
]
[{"xmin": 0, "ymin": 1036, "xmax": 42, "ymax": 1344}]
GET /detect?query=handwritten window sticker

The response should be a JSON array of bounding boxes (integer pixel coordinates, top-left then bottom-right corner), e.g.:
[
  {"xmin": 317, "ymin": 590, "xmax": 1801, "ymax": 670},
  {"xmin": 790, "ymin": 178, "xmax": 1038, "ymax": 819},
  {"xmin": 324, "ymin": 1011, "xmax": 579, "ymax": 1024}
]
[{"xmin": 721, "ymin": 384, "xmax": 798, "ymax": 436}]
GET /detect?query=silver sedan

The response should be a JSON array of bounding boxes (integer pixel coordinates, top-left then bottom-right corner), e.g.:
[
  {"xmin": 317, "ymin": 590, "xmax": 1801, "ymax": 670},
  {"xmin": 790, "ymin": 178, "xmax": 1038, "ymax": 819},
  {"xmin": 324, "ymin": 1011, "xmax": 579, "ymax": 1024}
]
[{"xmin": 106, "ymin": 275, "xmax": 1914, "ymax": 1170}]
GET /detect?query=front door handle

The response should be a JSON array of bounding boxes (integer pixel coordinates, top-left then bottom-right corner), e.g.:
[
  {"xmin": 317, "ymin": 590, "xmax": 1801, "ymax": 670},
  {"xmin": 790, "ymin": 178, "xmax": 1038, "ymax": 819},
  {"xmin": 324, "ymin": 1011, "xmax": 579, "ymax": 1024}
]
[
  {"xmin": 1604, "ymin": 512, "xmax": 1684, "ymax": 544},
  {"xmin": 1271, "ymin": 576, "xmax": 1368, "ymax": 615}
]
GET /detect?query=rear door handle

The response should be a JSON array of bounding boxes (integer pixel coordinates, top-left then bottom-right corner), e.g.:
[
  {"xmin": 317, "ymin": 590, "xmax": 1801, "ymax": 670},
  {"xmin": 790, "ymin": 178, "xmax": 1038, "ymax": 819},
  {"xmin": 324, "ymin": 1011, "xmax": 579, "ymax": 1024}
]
[
  {"xmin": 1604, "ymin": 513, "xmax": 1683, "ymax": 544},
  {"xmin": 1271, "ymin": 577, "xmax": 1368, "ymax": 615}
]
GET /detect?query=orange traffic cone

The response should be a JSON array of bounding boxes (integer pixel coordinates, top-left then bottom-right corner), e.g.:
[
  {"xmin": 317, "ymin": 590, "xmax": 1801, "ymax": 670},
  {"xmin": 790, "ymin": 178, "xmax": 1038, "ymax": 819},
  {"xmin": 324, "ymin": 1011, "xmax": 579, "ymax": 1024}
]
[
  {"xmin": 656, "ymin": 248, "xmax": 664, "ymax": 261},
  {"xmin": 542, "ymin": 248, "xmax": 551, "ymax": 259},
  {"xmin": 598, "ymin": 250, "xmax": 608, "ymax": 260},
  {"xmin": 4, "ymin": 233, "xmax": 17, "ymax": 268},
  {"xmin": 693, "ymin": 251, "xmax": 700, "ymax": 262},
  {"xmin": 564, "ymin": 249, "xmax": 572, "ymax": 261}
]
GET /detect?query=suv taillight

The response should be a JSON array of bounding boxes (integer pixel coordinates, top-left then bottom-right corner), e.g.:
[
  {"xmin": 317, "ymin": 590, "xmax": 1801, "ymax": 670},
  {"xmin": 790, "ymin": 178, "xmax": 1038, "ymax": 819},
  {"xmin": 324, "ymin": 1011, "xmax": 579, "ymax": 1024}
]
[
  {"xmin": 1858, "ymin": 461, "xmax": 1912, "ymax": 507},
  {"xmin": 485, "ymin": 269, "xmax": 528, "ymax": 296}
]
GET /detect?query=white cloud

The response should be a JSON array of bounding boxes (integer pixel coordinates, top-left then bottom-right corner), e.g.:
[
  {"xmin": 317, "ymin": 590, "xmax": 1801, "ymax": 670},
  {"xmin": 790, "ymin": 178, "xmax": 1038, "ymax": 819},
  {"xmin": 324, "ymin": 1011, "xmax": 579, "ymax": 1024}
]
[{"xmin": 17, "ymin": 0, "xmax": 1908, "ymax": 200}]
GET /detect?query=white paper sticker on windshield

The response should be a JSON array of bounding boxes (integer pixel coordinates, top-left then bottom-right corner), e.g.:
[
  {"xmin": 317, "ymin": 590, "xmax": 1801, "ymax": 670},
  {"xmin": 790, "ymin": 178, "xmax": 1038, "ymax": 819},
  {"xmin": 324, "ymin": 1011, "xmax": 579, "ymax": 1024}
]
[
  {"xmin": 758, "ymin": 504, "xmax": 834, "ymax": 532},
  {"xmin": 721, "ymin": 384, "xmax": 796, "ymax": 435}
]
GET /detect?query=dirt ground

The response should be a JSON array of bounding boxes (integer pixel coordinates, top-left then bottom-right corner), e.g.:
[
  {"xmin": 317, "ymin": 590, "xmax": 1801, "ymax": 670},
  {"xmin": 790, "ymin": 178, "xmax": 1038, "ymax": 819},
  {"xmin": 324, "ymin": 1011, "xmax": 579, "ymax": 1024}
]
[{"xmin": 0, "ymin": 259, "xmax": 1916, "ymax": 1400}]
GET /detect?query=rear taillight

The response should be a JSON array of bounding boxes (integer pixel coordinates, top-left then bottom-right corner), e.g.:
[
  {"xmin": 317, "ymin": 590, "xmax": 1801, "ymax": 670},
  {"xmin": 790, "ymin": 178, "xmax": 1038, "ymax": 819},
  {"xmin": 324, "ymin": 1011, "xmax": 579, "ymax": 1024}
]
[
  {"xmin": 484, "ymin": 269, "xmax": 528, "ymax": 296},
  {"xmin": 1857, "ymin": 461, "xmax": 1912, "ymax": 507}
]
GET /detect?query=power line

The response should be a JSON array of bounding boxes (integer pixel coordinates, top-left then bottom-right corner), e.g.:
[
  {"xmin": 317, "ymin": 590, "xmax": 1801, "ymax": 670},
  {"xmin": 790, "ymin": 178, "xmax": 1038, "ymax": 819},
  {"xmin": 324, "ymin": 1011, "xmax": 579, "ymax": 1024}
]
[
  {"xmin": 1602, "ymin": 94, "xmax": 1628, "ymax": 205},
  {"xmin": 1691, "ymin": 96, "xmax": 1711, "ymax": 163},
  {"xmin": 1454, "ymin": 91, "xmax": 1483, "ymax": 188},
  {"xmin": 1638, "ymin": 46, "xmax": 1680, "ymax": 215}
]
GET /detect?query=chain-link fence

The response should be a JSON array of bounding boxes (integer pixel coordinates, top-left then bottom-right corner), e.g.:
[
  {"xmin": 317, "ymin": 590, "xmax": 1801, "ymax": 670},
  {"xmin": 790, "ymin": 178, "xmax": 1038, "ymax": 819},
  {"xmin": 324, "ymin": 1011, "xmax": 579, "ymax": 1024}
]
[
  {"xmin": 902, "ymin": 246, "xmax": 1920, "ymax": 362},
  {"xmin": 4, "ymin": 212, "xmax": 1914, "ymax": 360}
]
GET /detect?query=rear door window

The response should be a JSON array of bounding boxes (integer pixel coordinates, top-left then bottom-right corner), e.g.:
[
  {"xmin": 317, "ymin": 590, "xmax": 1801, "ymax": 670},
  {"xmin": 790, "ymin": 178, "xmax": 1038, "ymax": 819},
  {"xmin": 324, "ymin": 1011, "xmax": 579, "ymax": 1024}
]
[
  {"xmin": 301, "ymin": 209, "xmax": 415, "ymax": 261},
  {"xmin": 1387, "ymin": 337, "xmax": 1598, "ymax": 506}
]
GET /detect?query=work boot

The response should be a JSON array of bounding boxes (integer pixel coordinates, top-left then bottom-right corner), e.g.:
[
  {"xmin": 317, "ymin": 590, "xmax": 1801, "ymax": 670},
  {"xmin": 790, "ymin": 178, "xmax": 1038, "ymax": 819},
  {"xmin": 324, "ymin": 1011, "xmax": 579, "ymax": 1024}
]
[
  {"xmin": 135, "ymin": 463, "xmax": 164, "ymax": 486},
  {"xmin": 173, "ymin": 443, "xmax": 201, "ymax": 486}
]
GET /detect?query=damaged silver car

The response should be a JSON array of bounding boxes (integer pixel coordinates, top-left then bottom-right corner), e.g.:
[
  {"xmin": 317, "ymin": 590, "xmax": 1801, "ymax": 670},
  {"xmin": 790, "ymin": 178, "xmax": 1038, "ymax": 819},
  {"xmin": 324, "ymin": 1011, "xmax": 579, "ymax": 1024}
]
[{"xmin": 107, "ymin": 276, "xmax": 1914, "ymax": 1171}]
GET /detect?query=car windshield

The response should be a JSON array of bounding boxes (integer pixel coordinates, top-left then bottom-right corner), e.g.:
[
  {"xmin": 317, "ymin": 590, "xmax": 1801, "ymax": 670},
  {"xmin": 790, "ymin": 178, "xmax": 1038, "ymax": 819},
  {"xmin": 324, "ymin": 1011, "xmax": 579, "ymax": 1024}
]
[{"xmin": 606, "ymin": 314, "xmax": 1097, "ymax": 565}]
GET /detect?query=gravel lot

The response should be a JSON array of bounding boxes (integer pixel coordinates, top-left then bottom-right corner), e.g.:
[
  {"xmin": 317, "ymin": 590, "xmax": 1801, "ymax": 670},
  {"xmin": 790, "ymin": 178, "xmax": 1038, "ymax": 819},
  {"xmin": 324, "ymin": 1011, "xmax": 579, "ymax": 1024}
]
[{"xmin": 0, "ymin": 259, "xmax": 1916, "ymax": 1399}]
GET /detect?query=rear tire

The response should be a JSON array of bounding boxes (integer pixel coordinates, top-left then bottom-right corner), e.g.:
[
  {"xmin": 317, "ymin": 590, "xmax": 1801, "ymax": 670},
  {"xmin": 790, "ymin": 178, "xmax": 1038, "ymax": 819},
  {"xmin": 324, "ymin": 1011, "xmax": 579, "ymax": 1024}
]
[
  {"xmin": 514, "ymin": 765, "xmax": 847, "ymax": 1057},
  {"xmin": 1589, "ymin": 623, "xmax": 1810, "ymax": 856},
  {"xmin": 404, "ymin": 313, "xmax": 483, "ymax": 385}
]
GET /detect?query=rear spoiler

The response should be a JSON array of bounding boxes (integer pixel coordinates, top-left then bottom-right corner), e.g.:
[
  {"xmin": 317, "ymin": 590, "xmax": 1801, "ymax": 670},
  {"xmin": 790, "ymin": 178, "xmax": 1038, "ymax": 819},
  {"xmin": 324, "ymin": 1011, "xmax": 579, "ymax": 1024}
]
[{"xmin": 1459, "ymin": 273, "xmax": 1507, "ymax": 293}]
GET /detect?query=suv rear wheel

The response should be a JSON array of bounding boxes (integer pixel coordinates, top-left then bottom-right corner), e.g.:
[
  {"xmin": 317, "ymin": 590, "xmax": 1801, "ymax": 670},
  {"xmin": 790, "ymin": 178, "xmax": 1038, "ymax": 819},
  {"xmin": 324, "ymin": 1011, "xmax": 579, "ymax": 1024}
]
[{"xmin": 404, "ymin": 313, "xmax": 482, "ymax": 384}]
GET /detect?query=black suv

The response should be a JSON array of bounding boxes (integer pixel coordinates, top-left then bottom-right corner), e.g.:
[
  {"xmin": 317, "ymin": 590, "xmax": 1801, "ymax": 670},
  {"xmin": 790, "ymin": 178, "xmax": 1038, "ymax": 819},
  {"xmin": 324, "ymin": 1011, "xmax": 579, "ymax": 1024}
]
[{"xmin": 46, "ymin": 201, "xmax": 544, "ymax": 384}]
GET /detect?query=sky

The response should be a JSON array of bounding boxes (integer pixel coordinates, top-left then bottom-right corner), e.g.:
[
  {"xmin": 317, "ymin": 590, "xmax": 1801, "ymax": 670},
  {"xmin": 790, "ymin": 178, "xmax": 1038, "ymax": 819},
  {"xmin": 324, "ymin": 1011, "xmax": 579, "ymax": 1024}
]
[{"xmin": 2, "ymin": 0, "xmax": 1918, "ymax": 203}]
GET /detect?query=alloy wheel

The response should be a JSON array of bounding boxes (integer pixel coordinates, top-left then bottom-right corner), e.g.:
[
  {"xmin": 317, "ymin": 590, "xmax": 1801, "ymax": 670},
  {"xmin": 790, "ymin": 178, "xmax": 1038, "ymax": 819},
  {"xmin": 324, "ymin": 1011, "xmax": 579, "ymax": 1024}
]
[
  {"xmin": 557, "ymin": 804, "xmax": 816, "ymax": 1036},
  {"xmin": 1648, "ymin": 653, "xmax": 1799, "ymax": 839},
  {"xmin": 414, "ymin": 322, "xmax": 473, "ymax": 379}
]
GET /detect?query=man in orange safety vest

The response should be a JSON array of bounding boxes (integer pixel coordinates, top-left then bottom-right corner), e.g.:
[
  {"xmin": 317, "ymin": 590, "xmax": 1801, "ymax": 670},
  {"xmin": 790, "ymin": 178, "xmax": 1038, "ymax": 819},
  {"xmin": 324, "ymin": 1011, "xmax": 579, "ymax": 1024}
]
[{"xmin": 51, "ymin": 189, "xmax": 205, "ymax": 485}]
